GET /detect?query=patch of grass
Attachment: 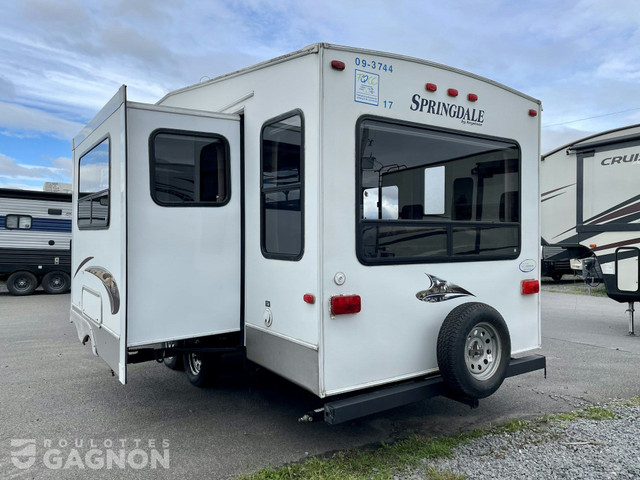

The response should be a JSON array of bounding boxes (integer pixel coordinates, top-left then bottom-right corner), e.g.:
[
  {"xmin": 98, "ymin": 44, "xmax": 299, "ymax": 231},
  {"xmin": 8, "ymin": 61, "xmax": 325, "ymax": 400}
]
[
  {"xmin": 493, "ymin": 418, "xmax": 530, "ymax": 434},
  {"xmin": 620, "ymin": 396, "xmax": 640, "ymax": 407},
  {"xmin": 545, "ymin": 406, "xmax": 617, "ymax": 422},
  {"xmin": 237, "ymin": 432, "xmax": 477, "ymax": 480}
]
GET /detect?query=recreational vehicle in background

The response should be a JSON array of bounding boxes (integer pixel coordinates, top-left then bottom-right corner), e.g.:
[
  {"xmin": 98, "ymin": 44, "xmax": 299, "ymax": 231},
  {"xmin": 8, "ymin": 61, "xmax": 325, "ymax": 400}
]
[
  {"xmin": 71, "ymin": 44, "xmax": 545, "ymax": 423},
  {"xmin": 541, "ymin": 124, "xmax": 640, "ymax": 334},
  {"xmin": 0, "ymin": 188, "xmax": 72, "ymax": 295}
]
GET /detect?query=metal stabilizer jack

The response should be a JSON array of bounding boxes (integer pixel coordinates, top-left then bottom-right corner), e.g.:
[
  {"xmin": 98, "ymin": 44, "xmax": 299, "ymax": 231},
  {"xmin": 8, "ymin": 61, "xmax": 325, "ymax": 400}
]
[{"xmin": 626, "ymin": 302, "xmax": 635, "ymax": 336}]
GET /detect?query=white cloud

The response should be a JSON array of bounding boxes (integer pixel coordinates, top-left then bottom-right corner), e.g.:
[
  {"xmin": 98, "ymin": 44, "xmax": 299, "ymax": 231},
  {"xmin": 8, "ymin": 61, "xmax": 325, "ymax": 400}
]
[
  {"xmin": 0, "ymin": 153, "xmax": 71, "ymax": 183},
  {"xmin": 0, "ymin": 102, "xmax": 83, "ymax": 140}
]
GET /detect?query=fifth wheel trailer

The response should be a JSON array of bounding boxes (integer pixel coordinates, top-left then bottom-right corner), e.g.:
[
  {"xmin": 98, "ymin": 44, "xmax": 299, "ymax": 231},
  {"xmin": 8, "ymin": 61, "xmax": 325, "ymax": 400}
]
[
  {"xmin": 0, "ymin": 188, "xmax": 71, "ymax": 295},
  {"xmin": 541, "ymin": 123, "xmax": 640, "ymax": 334},
  {"xmin": 71, "ymin": 43, "xmax": 545, "ymax": 423}
]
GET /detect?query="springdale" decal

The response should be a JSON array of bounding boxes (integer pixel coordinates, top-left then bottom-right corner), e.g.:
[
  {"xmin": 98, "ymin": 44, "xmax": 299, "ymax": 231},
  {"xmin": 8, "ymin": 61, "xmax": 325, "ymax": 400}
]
[{"xmin": 410, "ymin": 93, "xmax": 485, "ymax": 126}]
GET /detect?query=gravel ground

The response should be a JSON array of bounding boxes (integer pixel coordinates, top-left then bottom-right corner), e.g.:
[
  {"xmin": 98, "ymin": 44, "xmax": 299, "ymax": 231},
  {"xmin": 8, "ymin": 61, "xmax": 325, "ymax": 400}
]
[{"xmin": 409, "ymin": 400, "xmax": 640, "ymax": 480}]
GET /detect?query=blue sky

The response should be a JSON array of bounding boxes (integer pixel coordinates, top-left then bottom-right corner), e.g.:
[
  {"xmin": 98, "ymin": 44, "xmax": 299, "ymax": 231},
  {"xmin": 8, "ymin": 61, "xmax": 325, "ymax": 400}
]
[{"xmin": 1, "ymin": 0, "xmax": 640, "ymax": 190}]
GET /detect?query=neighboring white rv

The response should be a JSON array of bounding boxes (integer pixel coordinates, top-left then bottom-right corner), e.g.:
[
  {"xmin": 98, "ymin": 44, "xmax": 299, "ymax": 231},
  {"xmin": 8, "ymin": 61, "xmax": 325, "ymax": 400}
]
[
  {"xmin": 0, "ymin": 188, "xmax": 72, "ymax": 295},
  {"xmin": 71, "ymin": 44, "xmax": 545, "ymax": 423},
  {"xmin": 541, "ymin": 124, "xmax": 640, "ymax": 333}
]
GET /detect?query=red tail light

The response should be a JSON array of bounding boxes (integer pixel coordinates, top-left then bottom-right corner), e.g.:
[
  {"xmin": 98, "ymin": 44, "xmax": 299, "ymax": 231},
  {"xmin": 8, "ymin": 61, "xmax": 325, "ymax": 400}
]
[
  {"xmin": 521, "ymin": 280, "xmax": 539, "ymax": 295},
  {"xmin": 303, "ymin": 294, "xmax": 315, "ymax": 304},
  {"xmin": 331, "ymin": 295, "xmax": 361, "ymax": 315}
]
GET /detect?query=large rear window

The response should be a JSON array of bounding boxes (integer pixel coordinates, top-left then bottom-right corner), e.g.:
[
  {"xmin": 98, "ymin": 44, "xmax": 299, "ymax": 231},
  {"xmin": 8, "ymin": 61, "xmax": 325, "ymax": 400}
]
[{"xmin": 357, "ymin": 117, "xmax": 520, "ymax": 264}]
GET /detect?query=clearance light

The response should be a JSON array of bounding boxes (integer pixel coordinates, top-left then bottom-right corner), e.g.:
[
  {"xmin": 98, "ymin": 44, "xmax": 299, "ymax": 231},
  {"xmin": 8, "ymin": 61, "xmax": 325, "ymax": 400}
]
[
  {"xmin": 425, "ymin": 83, "xmax": 437, "ymax": 92},
  {"xmin": 528, "ymin": 109, "xmax": 538, "ymax": 117},
  {"xmin": 331, "ymin": 295, "xmax": 361, "ymax": 315},
  {"xmin": 521, "ymin": 280, "xmax": 540, "ymax": 295},
  {"xmin": 590, "ymin": 244, "xmax": 597, "ymax": 248},
  {"xmin": 331, "ymin": 60, "xmax": 345, "ymax": 71},
  {"xmin": 468, "ymin": 93, "xmax": 478, "ymax": 102},
  {"xmin": 303, "ymin": 294, "xmax": 315, "ymax": 304},
  {"xmin": 447, "ymin": 88, "xmax": 459, "ymax": 97}
]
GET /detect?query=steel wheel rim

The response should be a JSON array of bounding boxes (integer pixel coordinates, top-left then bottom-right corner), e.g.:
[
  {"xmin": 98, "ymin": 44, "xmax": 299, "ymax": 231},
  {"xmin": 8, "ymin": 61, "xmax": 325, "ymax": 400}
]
[
  {"xmin": 49, "ymin": 275, "xmax": 63, "ymax": 289},
  {"xmin": 14, "ymin": 276, "xmax": 31, "ymax": 291},
  {"xmin": 188, "ymin": 353, "xmax": 202, "ymax": 375},
  {"xmin": 465, "ymin": 322, "xmax": 501, "ymax": 380}
]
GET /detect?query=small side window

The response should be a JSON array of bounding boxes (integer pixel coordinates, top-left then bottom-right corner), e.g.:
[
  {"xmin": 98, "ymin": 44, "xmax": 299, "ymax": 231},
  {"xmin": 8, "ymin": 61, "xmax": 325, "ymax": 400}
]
[
  {"xmin": 78, "ymin": 137, "xmax": 110, "ymax": 229},
  {"xmin": 5, "ymin": 215, "xmax": 32, "ymax": 230},
  {"xmin": 260, "ymin": 111, "xmax": 304, "ymax": 260},
  {"xmin": 149, "ymin": 130, "xmax": 230, "ymax": 206}
]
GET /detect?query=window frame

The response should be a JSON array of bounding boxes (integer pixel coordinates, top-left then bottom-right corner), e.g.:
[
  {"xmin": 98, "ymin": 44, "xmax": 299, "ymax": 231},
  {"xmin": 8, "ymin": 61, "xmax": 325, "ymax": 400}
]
[
  {"xmin": 77, "ymin": 134, "xmax": 111, "ymax": 231},
  {"xmin": 148, "ymin": 128, "xmax": 232, "ymax": 207},
  {"xmin": 355, "ymin": 115, "xmax": 522, "ymax": 266},
  {"xmin": 5, "ymin": 214, "xmax": 32, "ymax": 230},
  {"xmin": 260, "ymin": 109, "xmax": 305, "ymax": 261}
]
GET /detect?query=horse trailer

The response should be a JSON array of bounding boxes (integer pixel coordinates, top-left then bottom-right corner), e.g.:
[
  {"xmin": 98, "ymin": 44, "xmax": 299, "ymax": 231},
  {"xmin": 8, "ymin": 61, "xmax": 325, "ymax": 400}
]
[
  {"xmin": 542, "ymin": 123, "xmax": 640, "ymax": 335},
  {"xmin": 0, "ymin": 188, "xmax": 71, "ymax": 295},
  {"xmin": 71, "ymin": 44, "xmax": 545, "ymax": 423}
]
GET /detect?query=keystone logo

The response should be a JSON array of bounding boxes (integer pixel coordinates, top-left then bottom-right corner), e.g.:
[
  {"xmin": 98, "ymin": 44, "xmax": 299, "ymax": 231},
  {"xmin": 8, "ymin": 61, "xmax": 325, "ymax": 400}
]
[{"xmin": 10, "ymin": 439, "xmax": 36, "ymax": 469}]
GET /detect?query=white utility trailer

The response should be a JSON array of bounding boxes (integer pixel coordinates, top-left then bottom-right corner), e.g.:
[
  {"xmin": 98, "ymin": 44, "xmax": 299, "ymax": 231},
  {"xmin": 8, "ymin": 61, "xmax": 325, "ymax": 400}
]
[
  {"xmin": 542, "ymin": 124, "xmax": 640, "ymax": 335},
  {"xmin": 71, "ymin": 44, "xmax": 545, "ymax": 423}
]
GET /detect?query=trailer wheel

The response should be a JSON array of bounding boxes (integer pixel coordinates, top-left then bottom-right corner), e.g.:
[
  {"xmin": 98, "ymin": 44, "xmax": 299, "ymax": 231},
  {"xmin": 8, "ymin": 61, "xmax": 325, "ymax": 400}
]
[
  {"xmin": 42, "ymin": 271, "xmax": 71, "ymax": 294},
  {"xmin": 437, "ymin": 302, "xmax": 511, "ymax": 399},
  {"xmin": 6, "ymin": 271, "xmax": 38, "ymax": 296},
  {"xmin": 551, "ymin": 273, "xmax": 563, "ymax": 282},
  {"xmin": 183, "ymin": 353, "xmax": 218, "ymax": 387},
  {"xmin": 163, "ymin": 342, "xmax": 183, "ymax": 370}
]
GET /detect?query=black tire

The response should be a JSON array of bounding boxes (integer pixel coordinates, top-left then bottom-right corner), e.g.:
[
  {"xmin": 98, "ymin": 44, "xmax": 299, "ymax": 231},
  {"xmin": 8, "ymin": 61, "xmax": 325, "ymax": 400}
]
[
  {"xmin": 437, "ymin": 302, "xmax": 511, "ymax": 399},
  {"xmin": 42, "ymin": 271, "xmax": 71, "ymax": 294},
  {"xmin": 6, "ymin": 271, "xmax": 38, "ymax": 296},
  {"xmin": 551, "ymin": 274, "xmax": 563, "ymax": 282},
  {"xmin": 183, "ymin": 353, "xmax": 219, "ymax": 387}
]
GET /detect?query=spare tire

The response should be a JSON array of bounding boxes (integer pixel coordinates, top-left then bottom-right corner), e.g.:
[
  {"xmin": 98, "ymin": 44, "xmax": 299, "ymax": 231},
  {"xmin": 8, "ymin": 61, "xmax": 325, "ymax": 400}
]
[{"xmin": 437, "ymin": 302, "xmax": 511, "ymax": 399}]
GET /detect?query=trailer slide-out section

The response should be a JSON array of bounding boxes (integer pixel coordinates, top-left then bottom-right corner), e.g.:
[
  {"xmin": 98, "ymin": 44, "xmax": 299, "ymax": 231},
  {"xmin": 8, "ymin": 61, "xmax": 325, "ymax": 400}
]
[{"xmin": 71, "ymin": 43, "xmax": 545, "ymax": 423}]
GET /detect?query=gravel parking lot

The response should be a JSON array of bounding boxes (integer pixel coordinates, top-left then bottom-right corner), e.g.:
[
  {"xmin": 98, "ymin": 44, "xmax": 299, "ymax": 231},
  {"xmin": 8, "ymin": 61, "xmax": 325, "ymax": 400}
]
[{"xmin": 1, "ymin": 290, "xmax": 639, "ymax": 479}]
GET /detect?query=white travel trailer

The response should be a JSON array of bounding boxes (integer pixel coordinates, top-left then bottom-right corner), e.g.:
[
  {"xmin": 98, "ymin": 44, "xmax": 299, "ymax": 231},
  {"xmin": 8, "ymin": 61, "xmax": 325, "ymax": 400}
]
[
  {"xmin": 542, "ymin": 123, "xmax": 640, "ymax": 335},
  {"xmin": 0, "ymin": 188, "xmax": 72, "ymax": 295},
  {"xmin": 71, "ymin": 44, "xmax": 545, "ymax": 423}
]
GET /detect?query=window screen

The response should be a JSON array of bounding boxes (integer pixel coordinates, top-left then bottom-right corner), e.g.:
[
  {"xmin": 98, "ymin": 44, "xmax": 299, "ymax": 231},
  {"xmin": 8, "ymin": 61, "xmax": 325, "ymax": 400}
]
[
  {"xmin": 357, "ymin": 118, "xmax": 520, "ymax": 264},
  {"xmin": 150, "ymin": 131, "xmax": 229, "ymax": 206},
  {"xmin": 78, "ymin": 137, "xmax": 110, "ymax": 229},
  {"xmin": 260, "ymin": 111, "xmax": 304, "ymax": 260}
]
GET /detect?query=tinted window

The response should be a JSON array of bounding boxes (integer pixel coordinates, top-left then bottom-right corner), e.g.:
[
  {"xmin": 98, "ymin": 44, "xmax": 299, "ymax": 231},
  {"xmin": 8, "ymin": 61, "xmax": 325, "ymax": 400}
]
[
  {"xmin": 78, "ymin": 138, "xmax": 110, "ymax": 229},
  {"xmin": 150, "ymin": 131, "xmax": 229, "ymax": 206},
  {"xmin": 261, "ymin": 112, "xmax": 304, "ymax": 259},
  {"xmin": 357, "ymin": 118, "xmax": 520, "ymax": 264}
]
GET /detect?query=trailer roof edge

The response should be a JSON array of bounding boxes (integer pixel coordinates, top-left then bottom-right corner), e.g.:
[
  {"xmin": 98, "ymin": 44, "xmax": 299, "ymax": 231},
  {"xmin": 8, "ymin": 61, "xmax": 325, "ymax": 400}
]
[
  {"xmin": 542, "ymin": 122, "xmax": 640, "ymax": 160},
  {"xmin": 157, "ymin": 43, "xmax": 541, "ymax": 106}
]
